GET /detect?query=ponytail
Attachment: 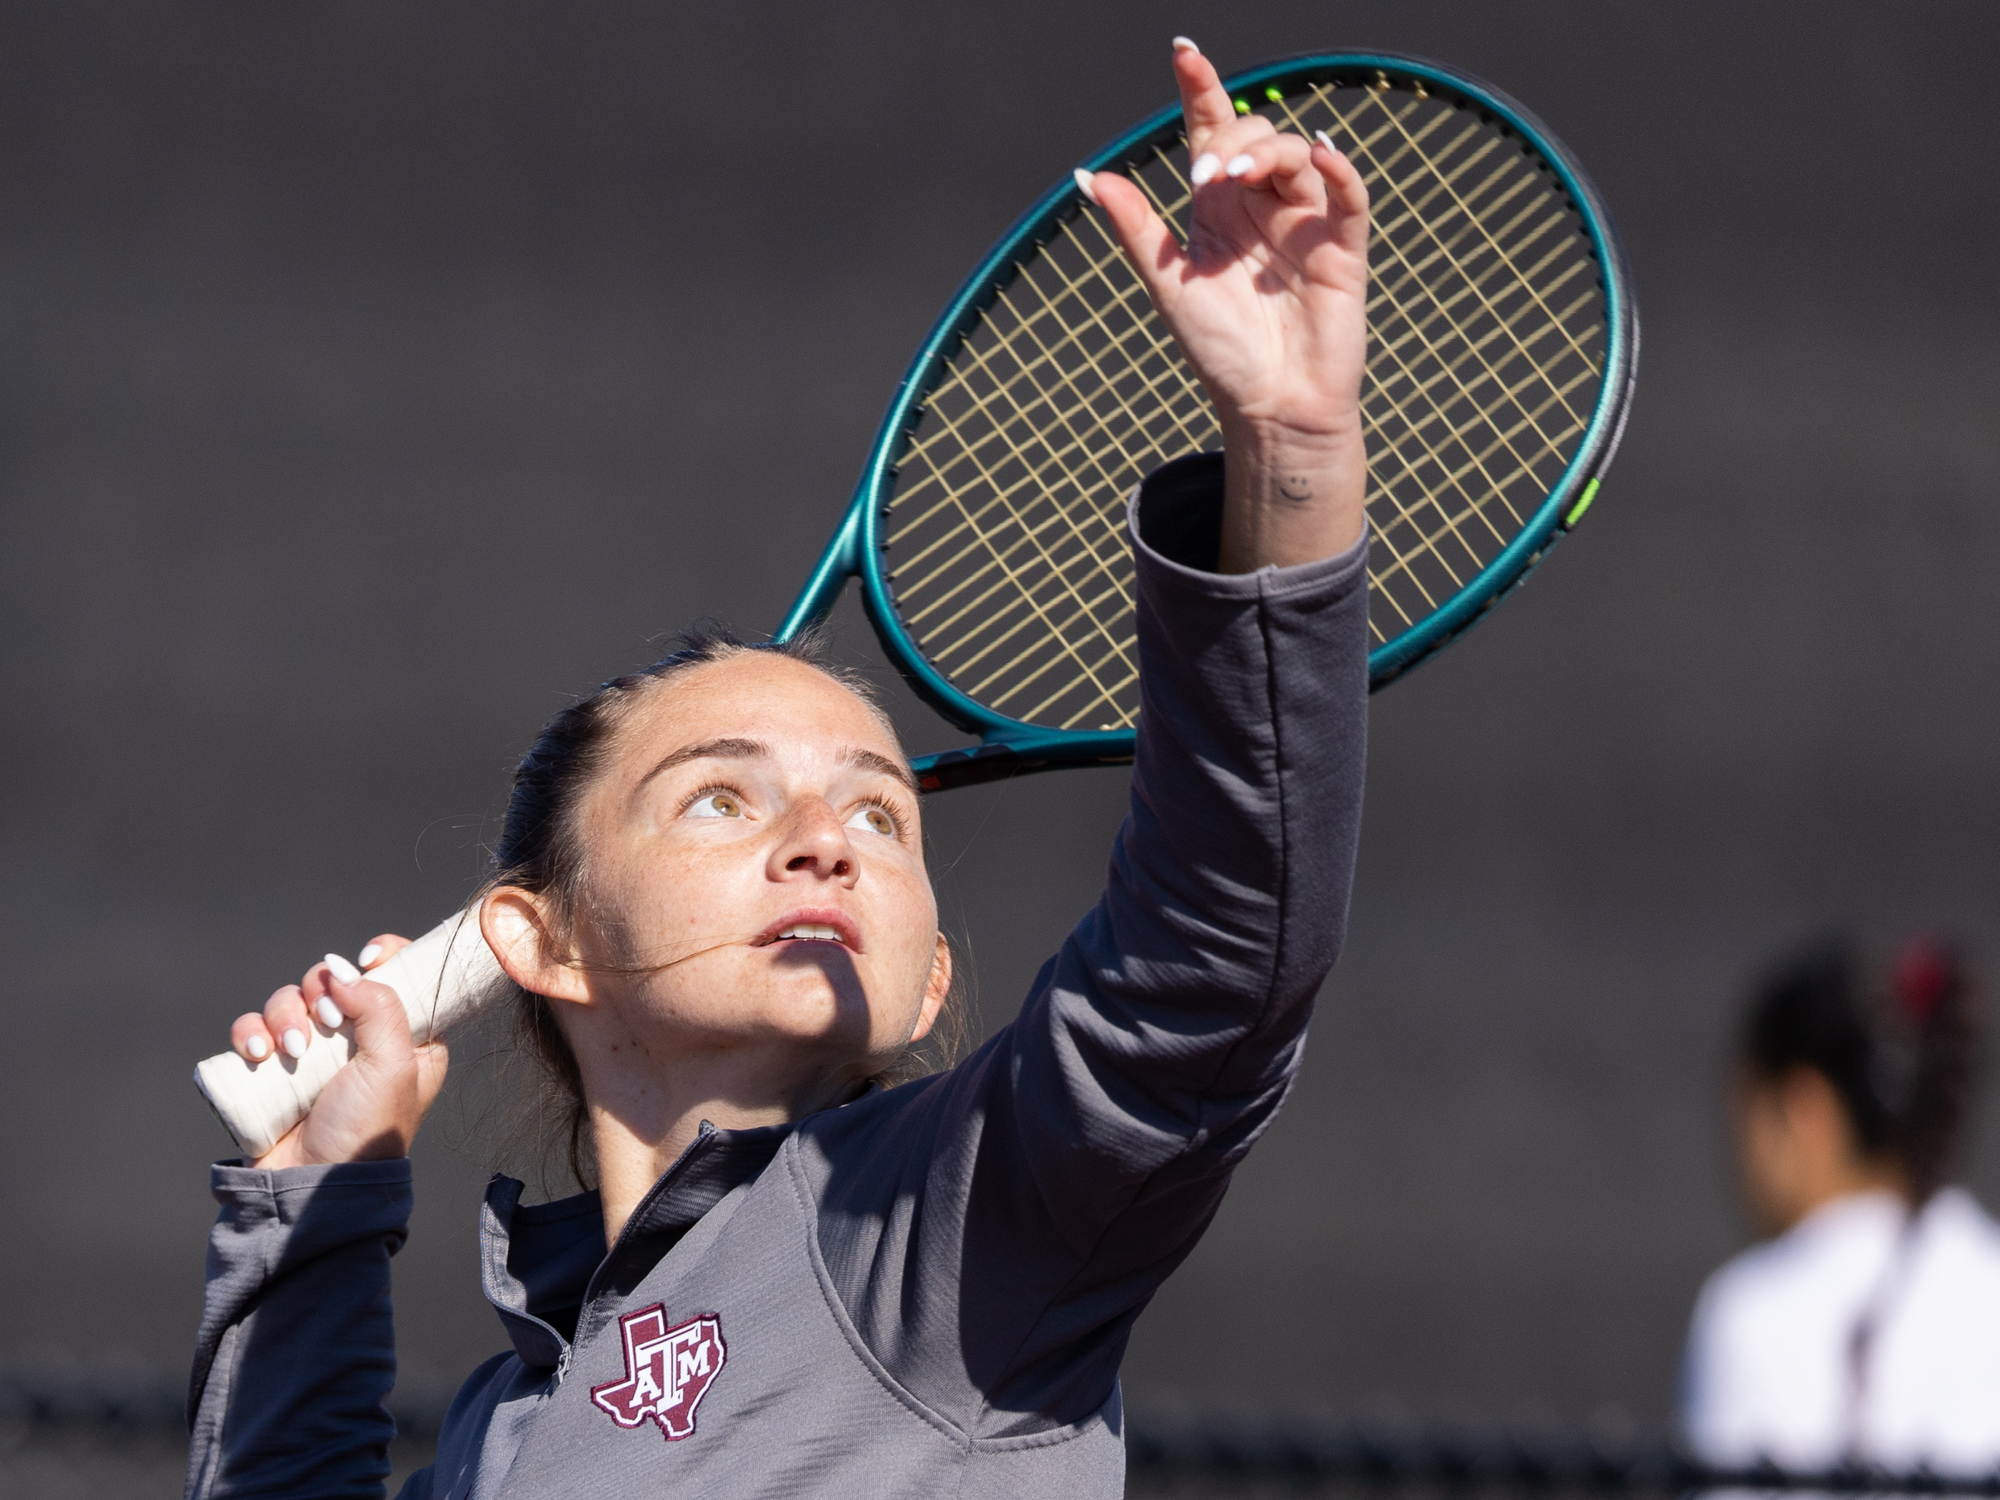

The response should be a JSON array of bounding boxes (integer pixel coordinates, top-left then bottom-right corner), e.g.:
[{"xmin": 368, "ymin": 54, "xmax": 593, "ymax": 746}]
[{"xmin": 1884, "ymin": 937, "xmax": 1976, "ymax": 1202}]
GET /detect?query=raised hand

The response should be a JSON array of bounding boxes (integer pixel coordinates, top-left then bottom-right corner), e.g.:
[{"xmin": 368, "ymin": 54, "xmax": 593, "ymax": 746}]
[
  {"xmin": 1080, "ymin": 39, "xmax": 1370, "ymax": 571},
  {"xmin": 227, "ymin": 934, "xmax": 448, "ymax": 1168}
]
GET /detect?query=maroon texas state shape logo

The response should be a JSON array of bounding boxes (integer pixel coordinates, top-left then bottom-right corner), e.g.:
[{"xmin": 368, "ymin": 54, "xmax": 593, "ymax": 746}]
[{"xmin": 590, "ymin": 1304, "xmax": 727, "ymax": 1441}]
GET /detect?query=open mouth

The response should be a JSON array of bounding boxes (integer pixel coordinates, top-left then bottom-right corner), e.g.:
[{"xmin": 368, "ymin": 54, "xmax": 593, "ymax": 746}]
[{"xmin": 752, "ymin": 911, "xmax": 861, "ymax": 951}]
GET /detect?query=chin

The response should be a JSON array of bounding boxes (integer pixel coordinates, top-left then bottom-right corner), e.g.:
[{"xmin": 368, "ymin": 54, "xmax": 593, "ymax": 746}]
[{"xmin": 751, "ymin": 986, "xmax": 875, "ymax": 1050}]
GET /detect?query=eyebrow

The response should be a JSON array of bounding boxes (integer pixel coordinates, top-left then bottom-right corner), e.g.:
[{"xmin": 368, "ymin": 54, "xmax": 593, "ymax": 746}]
[
  {"xmin": 637, "ymin": 737, "xmax": 769, "ymax": 791},
  {"xmin": 636, "ymin": 737, "xmax": 919, "ymax": 797},
  {"xmin": 845, "ymin": 748, "xmax": 920, "ymax": 796}
]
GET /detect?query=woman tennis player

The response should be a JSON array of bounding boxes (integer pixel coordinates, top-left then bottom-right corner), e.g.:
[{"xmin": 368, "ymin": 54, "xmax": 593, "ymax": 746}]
[{"xmin": 187, "ymin": 40, "xmax": 1372, "ymax": 1498}]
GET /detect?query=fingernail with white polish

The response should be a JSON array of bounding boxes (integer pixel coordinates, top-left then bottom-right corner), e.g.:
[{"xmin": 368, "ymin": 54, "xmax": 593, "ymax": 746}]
[
  {"xmin": 1073, "ymin": 168, "xmax": 1100, "ymax": 206},
  {"xmin": 1225, "ymin": 153, "xmax": 1255, "ymax": 179},
  {"xmin": 1190, "ymin": 153, "xmax": 1221, "ymax": 186},
  {"xmin": 1315, "ymin": 129, "xmax": 1338, "ymax": 154},
  {"xmin": 324, "ymin": 953, "xmax": 361, "ymax": 984},
  {"xmin": 357, "ymin": 942, "xmax": 382, "ymax": 969},
  {"xmin": 315, "ymin": 997, "xmax": 343, "ymax": 1029},
  {"xmin": 246, "ymin": 1034, "xmax": 270, "ymax": 1061},
  {"xmin": 282, "ymin": 1028, "xmax": 308, "ymax": 1059},
  {"xmin": 1172, "ymin": 35, "xmax": 1199, "ymax": 53}
]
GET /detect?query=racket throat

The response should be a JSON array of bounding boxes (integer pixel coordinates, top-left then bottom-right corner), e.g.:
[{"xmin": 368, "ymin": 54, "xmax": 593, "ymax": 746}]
[
  {"xmin": 775, "ymin": 503, "xmax": 868, "ymax": 643},
  {"xmin": 912, "ymin": 737, "xmax": 1134, "ymax": 793}
]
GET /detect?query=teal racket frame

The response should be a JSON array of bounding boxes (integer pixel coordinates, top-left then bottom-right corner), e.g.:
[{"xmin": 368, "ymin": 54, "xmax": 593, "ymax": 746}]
[{"xmin": 775, "ymin": 51, "xmax": 1637, "ymax": 791}]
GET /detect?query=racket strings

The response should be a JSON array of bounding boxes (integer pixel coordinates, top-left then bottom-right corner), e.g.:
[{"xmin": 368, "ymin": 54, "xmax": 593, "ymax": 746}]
[
  {"xmin": 884, "ymin": 76, "xmax": 1605, "ymax": 725},
  {"xmin": 892, "ymin": 288, "xmax": 1143, "ymax": 715},
  {"xmin": 886, "ymin": 279, "xmax": 1189, "ymax": 719},
  {"xmin": 888, "ymin": 193, "xmax": 1213, "ymax": 728},
  {"xmin": 1313, "ymin": 86, "xmax": 1603, "ymax": 638}
]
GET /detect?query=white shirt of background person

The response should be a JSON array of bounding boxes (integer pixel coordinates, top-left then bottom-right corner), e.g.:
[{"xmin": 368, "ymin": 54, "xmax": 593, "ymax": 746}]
[{"xmin": 1684, "ymin": 1185, "xmax": 2000, "ymax": 1473}]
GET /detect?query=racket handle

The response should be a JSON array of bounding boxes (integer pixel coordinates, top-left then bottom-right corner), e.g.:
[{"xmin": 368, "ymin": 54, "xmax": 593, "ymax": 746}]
[{"xmin": 190, "ymin": 909, "xmax": 505, "ymax": 1159}]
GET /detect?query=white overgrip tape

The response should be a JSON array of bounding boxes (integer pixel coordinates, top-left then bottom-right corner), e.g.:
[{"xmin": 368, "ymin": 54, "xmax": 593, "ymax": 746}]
[{"xmin": 191, "ymin": 908, "xmax": 505, "ymax": 1158}]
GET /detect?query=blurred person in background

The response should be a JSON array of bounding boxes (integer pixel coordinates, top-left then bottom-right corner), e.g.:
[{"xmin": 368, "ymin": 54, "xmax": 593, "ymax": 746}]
[{"xmin": 1681, "ymin": 935, "xmax": 2000, "ymax": 1473}]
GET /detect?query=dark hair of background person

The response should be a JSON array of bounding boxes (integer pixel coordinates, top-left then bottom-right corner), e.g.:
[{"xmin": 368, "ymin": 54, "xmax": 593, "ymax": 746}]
[
  {"xmin": 1742, "ymin": 934, "xmax": 1980, "ymax": 1205},
  {"xmin": 483, "ymin": 622, "xmax": 972, "ymax": 1190}
]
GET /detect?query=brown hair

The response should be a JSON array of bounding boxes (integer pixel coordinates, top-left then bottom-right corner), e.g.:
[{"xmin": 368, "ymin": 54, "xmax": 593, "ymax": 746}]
[{"xmin": 486, "ymin": 622, "xmax": 969, "ymax": 1189}]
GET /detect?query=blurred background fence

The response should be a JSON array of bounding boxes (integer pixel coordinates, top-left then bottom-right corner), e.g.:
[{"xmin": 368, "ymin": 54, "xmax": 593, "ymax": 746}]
[{"xmin": 14, "ymin": 1361, "xmax": 2000, "ymax": 1498}]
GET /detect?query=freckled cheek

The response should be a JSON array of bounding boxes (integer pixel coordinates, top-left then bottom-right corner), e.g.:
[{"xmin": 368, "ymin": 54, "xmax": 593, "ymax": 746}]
[
  {"xmin": 871, "ymin": 872, "xmax": 940, "ymax": 984},
  {"xmin": 597, "ymin": 840, "xmax": 747, "ymax": 941},
  {"xmin": 661, "ymin": 852, "xmax": 737, "ymax": 933},
  {"xmin": 879, "ymin": 861, "xmax": 939, "ymax": 928}
]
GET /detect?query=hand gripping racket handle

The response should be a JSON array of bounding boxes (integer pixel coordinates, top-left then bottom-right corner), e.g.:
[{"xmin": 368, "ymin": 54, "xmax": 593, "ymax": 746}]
[{"xmin": 190, "ymin": 909, "xmax": 504, "ymax": 1159}]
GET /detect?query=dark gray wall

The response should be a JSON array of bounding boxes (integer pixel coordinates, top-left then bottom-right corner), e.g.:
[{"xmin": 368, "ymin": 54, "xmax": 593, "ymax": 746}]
[{"xmin": 3, "ymin": 0, "xmax": 1997, "ymax": 1426}]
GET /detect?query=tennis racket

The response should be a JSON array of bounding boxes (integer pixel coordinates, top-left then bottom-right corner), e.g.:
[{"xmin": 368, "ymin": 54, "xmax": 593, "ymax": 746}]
[{"xmin": 195, "ymin": 49, "xmax": 1638, "ymax": 1156}]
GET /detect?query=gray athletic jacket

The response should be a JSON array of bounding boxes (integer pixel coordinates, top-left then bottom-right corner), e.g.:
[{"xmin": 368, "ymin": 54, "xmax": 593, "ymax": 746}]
[{"xmin": 184, "ymin": 452, "xmax": 1370, "ymax": 1499}]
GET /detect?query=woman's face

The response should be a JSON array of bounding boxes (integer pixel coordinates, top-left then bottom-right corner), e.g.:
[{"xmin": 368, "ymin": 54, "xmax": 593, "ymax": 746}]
[
  {"xmin": 1734, "ymin": 1071, "xmax": 1810, "ymax": 1236},
  {"xmin": 1731, "ymin": 1065, "xmax": 1891, "ymax": 1237},
  {"xmin": 543, "ymin": 652, "xmax": 947, "ymax": 1087}
]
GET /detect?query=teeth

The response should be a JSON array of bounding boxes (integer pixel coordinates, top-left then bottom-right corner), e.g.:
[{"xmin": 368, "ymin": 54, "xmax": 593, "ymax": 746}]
[{"xmin": 777, "ymin": 923, "xmax": 843, "ymax": 943}]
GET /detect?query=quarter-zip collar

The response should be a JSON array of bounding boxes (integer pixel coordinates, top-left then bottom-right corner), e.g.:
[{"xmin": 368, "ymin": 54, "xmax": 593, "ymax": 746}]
[{"xmin": 479, "ymin": 1120, "xmax": 792, "ymax": 1369}]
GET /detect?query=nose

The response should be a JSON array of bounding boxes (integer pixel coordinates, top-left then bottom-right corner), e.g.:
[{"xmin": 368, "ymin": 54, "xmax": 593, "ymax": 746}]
[{"xmin": 768, "ymin": 796, "xmax": 857, "ymax": 886}]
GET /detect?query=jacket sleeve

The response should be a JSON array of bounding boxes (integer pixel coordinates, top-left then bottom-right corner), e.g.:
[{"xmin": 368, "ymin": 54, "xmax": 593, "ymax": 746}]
[
  {"xmin": 185, "ymin": 1157, "xmax": 414, "ymax": 1499},
  {"xmin": 806, "ymin": 451, "xmax": 1369, "ymax": 1431}
]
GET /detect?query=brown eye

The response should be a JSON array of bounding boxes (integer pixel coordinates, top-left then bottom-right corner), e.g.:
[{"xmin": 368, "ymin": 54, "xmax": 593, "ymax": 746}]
[
  {"xmin": 685, "ymin": 792, "xmax": 744, "ymax": 819},
  {"xmin": 846, "ymin": 805, "xmax": 897, "ymax": 837}
]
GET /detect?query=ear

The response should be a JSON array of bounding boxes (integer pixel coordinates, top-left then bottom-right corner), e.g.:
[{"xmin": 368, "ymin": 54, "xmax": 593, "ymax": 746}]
[
  {"xmin": 480, "ymin": 886, "xmax": 593, "ymax": 1006},
  {"xmin": 907, "ymin": 933, "xmax": 953, "ymax": 1045}
]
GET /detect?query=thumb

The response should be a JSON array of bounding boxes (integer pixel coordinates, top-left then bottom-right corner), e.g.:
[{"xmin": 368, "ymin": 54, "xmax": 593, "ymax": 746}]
[
  {"xmin": 1081, "ymin": 170, "xmax": 1186, "ymax": 318},
  {"xmin": 334, "ymin": 974, "xmax": 416, "ymax": 1069}
]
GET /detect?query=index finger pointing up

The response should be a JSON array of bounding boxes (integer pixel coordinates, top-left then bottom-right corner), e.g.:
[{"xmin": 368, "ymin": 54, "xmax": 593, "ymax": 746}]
[{"xmin": 1173, "ymin": 38, "xmax": 1238, "ymax": 157}]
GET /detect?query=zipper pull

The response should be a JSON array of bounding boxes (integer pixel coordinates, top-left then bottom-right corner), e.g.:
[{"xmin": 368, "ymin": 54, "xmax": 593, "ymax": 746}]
[{"xmin": 554, "ymin": 1342, "xmax": 573, "ymax": 1387}]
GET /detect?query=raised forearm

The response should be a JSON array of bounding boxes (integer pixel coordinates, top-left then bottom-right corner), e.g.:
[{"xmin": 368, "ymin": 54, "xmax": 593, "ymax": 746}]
[{"xmin": 1216, "ymin": 413, "xmax": 1367, "ymax": 572}]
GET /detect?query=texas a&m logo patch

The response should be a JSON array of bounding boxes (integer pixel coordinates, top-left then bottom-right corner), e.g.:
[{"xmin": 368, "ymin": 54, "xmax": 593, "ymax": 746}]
[{"xmin": 590, "ymin": 1304, "xmax": 726, "ymax": 1441}]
